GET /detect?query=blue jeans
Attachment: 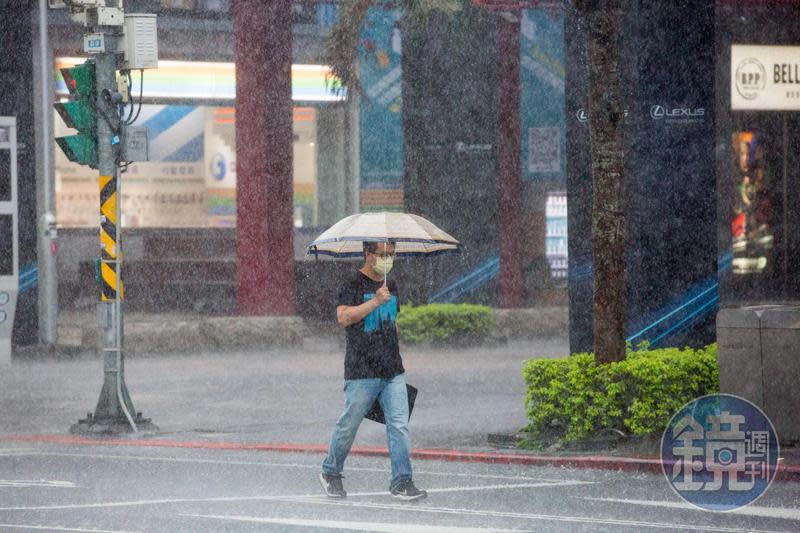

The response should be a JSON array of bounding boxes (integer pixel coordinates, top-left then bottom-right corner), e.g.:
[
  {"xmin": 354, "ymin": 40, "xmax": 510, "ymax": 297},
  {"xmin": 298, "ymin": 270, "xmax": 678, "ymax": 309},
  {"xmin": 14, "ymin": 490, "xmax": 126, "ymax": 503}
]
[{"xmin": 322, "ymin": 373, "xmax": 413, "ymax": 490}]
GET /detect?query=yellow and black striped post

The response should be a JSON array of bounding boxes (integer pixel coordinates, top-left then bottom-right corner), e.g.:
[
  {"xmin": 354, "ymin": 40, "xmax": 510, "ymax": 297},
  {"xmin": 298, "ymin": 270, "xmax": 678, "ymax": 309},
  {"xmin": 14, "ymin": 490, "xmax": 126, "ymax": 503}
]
[
  {"xmin": 99, "ymin": 174, "xmax": 123, "ymax": 301},
  {"xmin": 85, "ymin": 167, "xmax": 138, "ymax": 431}
]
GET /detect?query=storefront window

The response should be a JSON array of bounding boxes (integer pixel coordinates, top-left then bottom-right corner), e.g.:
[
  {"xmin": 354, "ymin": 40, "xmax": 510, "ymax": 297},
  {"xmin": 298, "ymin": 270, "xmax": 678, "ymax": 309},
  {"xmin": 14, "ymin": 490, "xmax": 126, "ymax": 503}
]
[
  {"xmin": 721, "ymin": 40, "xmax": 800, "ymax": 303},
  {"xmin": 723, "ymin": 120, "xmax": 796, "ymax": 302},
  {"xmin": 545, "ymin": 191, "xmax": 568, "ymax": 280},
  {"xmin": 730, "ymin": 131, "xmax": 777, "ymax": 276},
  {"xmin": 54, "ymin": 59, "xmax": 346, "ymax": 230}
]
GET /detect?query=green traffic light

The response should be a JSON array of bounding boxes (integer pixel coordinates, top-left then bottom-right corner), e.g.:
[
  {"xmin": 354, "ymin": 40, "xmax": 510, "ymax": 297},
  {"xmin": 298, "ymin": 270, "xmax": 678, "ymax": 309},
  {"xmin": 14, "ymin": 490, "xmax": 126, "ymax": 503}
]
[
  {"xmin": 55, "ymin": 60, "xmax": 98, "ymax": 169},
  {"xmin": 55, "ymin": 101, "xmax": 96, "ymax": 131},
  {"xmin": 61, "ymin": 62, "xmax": 96, "ymax": 99},
  {"xmin": 56, "ymin": 134, "xmax": 98, "ymax": 169}
]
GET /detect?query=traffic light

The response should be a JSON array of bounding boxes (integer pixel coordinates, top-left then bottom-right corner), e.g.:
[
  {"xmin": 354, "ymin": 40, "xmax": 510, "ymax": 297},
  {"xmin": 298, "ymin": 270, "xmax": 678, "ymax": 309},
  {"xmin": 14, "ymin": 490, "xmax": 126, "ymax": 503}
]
[{"xmin": 55, "ymin": 60, "xmax": 98, "ymax": 168}]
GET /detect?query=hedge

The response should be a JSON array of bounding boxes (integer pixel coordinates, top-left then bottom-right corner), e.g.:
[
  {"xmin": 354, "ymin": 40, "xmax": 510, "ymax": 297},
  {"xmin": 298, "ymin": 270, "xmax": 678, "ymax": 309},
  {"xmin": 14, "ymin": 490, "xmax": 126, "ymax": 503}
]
[
  {"xmin": 397, "ymin": 303, "xmax": 493, "ymax": 345},
  {"xmin": 522, "ymin": 344, "xmax": 719, "ymax": 441}
]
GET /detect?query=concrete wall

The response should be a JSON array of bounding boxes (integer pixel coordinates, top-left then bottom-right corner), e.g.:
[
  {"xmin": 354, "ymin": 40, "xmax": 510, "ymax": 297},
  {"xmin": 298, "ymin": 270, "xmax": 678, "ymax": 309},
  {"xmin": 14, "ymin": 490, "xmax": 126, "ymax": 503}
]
[{"xmin": 718, "ymin": 305, "xmax": 800, "ymax": 444}]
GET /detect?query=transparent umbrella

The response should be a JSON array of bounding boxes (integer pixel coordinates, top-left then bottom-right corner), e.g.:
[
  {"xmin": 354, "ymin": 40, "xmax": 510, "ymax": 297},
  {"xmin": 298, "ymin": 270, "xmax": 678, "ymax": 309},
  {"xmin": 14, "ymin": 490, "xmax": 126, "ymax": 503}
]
[{"xmin": 306, "ymin": 211, "xmax": 462, "ymax": 285}]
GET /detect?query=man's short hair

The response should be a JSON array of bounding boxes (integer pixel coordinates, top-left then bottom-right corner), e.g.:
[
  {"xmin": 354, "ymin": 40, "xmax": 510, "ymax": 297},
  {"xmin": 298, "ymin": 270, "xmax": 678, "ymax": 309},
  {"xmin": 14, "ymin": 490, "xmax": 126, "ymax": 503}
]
[{"xmin": 363, "ymin": 240, "xmax": 396, "ymax": 255}]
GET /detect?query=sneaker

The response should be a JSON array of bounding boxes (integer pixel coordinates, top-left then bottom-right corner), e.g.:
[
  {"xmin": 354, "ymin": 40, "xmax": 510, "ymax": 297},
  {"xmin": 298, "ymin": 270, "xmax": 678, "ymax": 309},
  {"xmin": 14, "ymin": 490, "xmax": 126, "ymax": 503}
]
[
  {"xmin": 391, "ymin": 479, "xmax": 427, "ymax": 501},
  {"xmin": 319, "ymin": 473, "xmax": 346, "ymax": 498}
]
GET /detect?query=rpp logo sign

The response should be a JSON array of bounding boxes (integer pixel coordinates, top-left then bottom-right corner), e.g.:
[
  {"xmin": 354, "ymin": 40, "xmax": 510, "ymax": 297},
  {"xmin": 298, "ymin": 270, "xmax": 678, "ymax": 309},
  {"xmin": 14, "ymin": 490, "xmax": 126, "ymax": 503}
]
[{"xmin": 736, "ymin": 58, "xmax": 766, "ymax": 100}]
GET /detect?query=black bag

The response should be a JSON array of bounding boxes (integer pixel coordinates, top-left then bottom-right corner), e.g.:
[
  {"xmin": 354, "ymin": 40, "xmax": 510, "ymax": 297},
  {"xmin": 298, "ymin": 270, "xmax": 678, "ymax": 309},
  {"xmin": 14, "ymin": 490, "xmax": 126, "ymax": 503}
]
[{"xmin": 365, "ymin": 384, "xmax": 418, "ymax": 425}]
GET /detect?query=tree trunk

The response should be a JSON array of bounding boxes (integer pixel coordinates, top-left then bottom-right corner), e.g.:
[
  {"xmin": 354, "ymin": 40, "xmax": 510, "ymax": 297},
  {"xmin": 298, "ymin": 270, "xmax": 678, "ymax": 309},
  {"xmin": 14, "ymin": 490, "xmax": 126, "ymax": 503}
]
[{"xmin": 584, "ymin": 0, "xmax": 626, "ymax": 363}]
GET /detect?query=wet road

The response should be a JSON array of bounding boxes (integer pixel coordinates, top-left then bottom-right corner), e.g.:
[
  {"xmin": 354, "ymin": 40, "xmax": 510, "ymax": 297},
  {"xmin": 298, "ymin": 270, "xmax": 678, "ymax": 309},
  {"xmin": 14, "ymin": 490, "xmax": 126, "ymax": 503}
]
[{"xmin": 1, "ymin": 442, "xmax": 799, "ymax": 532}]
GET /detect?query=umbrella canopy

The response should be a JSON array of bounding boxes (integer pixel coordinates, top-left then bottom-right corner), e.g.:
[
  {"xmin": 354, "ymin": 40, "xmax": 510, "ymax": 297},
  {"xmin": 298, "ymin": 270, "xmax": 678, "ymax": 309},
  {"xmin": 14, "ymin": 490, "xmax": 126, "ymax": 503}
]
[{"xmin": 307, "ymin": 212, "xmax": 461, "ymax": 258}]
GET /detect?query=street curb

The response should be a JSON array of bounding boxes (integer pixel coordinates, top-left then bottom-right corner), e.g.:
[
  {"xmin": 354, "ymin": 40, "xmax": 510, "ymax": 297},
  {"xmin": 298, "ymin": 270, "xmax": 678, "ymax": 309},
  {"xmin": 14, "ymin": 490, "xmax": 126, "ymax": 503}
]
[
  {"xmin": 49, "ymin": 307, "xmax": 569, "ymax": 356},
  {"xmin": 4, "ymin": 434, "xmax": 799, "ymax": 482}
]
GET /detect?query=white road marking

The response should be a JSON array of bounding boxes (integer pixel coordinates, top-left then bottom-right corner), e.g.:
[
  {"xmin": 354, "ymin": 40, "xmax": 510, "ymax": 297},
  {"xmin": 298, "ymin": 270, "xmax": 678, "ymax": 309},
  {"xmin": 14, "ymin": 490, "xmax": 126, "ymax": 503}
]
[
  {"xmin": 0, "ymin": 481, "xmax": 580, "ymax": 511},
  {"xmin": 585, "ymin": 497, "xmax": 800, "ymax": 521},
  {"xmin": 0, "ymin": 480, "xmax": 77, "ymax": 488},
  {"xmin": 1, "ymin": 450, "xmax": 355, "ymax": 472},
  {"xmin": 295, "ymin": 498, "xmax": 784, "ymax": 533},
  {"xmin": 0, "ymin": 494, "xmax": 319, "ymax": 512},
  {"xmin": 0, "ymin": 450, "xmax": 593, "ymax": 483},
  {"xmin": 427, "ymin": 480, "xmax": 593, "ymax": 493},
  {"xmin": 0, "ymin": 448, "xmax": 38, "ymax": 454},
  {"xmin": 0, "ymin": 524, "xmax": 136, "ymax": 533},
  {"xmin": 185, "ymin": 513, "xmax": 529, "ymax": 532},
  {"xmin": 0, "ymin": 490, "xmax": 780, "ymax": 532},
  {"xmin": 344, "ymin": 480, "xmax": 593, "ymax": 497}
]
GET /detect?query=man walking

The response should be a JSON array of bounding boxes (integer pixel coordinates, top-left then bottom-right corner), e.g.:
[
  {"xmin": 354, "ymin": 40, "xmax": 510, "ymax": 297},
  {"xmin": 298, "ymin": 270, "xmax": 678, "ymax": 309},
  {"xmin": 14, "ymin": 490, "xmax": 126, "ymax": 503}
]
[{"xmin": 319, "ymin": 240, "xmax": 427, "ymax": 501}]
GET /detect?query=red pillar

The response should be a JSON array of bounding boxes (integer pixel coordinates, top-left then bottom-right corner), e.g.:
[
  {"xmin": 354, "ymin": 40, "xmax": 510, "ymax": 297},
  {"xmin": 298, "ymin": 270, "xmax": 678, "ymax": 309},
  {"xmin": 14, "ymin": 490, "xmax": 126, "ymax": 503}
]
[
  {"xmin": 498, "ymin": 17, "xmax": 523, "ymax": 308},
  {"xmin": 233, "ymin": 0, "xmax": 295, "ymax": 315}
]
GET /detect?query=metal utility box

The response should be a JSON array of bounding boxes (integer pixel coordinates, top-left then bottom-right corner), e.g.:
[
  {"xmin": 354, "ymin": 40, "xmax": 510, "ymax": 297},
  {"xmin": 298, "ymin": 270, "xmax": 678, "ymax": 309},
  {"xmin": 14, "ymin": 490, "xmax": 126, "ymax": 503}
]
[
  {"xmin": 121, "ymin": 13, "xmax": 158, "ymax": 70},
  {"xmin": 717, "ymin": 305, "xmax": 800, "ymax": 444},
  {"xmin": 121, "ymin": 125, "xmax": 148, "ymax": 162}
]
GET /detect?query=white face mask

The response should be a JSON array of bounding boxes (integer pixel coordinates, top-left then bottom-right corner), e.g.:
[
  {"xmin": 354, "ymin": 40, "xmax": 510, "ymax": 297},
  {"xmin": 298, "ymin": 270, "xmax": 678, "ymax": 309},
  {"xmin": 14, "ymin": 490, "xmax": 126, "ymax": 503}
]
[{"xmin": 374, "ymin": 255, "xmax": 394, "ymax": 276}]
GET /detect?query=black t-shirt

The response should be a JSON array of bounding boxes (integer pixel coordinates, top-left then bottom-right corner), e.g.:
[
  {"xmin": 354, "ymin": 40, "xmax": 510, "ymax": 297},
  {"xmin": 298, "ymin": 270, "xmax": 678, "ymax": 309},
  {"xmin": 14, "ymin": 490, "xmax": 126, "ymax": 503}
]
[{"xmin": 337, "ymin": 271, "xmax": 404, "ymax": 380}]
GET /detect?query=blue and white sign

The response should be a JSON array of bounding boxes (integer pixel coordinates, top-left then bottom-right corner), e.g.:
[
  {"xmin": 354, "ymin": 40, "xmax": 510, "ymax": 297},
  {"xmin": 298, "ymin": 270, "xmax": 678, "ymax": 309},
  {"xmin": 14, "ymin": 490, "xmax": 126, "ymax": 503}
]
[
  {"xmin": 661, "ymin": 394, "xmax": 780, "ymax": 511},
  {"xmin": 83, "ymin": 34, "xmax": 106, "ymax": 54}
]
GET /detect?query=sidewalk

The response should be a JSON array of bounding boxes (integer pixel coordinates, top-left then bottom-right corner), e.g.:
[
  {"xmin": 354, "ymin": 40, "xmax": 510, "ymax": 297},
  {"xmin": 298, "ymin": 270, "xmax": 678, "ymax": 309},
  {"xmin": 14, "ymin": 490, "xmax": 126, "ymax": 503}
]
[{"xmin": 3, "ymin": 329, "xmax": 566, "ymax": 448}]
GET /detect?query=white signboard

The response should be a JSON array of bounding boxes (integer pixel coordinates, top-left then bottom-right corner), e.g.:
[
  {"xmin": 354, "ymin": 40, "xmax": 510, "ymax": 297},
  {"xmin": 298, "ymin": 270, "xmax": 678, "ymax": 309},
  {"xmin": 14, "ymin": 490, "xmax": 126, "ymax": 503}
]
[
  {"xmin": 731, "ymin": 44, "xmax": 800, "ymax": 110},
  {"xmin": 528, "ymin": 127, "xmax": 561, "ymax": 173}
]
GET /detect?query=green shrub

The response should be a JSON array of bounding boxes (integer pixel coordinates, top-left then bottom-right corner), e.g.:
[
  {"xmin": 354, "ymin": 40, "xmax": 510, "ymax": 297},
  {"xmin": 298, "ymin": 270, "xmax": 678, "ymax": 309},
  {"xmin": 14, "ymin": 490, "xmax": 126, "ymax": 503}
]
[
  {"xmin": 522, "ymin": 344, "xmax": 719, "ymax": 441},
  {"xmin": 397, "ymin": 303, "xmax": 493, "ymax": 345}
]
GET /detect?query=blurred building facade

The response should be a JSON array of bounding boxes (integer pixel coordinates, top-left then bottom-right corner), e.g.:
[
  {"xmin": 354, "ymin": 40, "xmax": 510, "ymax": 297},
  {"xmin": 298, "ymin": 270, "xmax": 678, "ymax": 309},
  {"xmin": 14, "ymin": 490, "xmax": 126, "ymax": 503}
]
[
  {"xmin": 7, "ymin": 0, "xmax": 569, "ymax": 347},
  {"xmin": 567, "ymin": 0, "xmax": 800, "ymax": 353},
  {"xmin": 4, "ymin": 0, "xmax": 797, "ymax": 351}
]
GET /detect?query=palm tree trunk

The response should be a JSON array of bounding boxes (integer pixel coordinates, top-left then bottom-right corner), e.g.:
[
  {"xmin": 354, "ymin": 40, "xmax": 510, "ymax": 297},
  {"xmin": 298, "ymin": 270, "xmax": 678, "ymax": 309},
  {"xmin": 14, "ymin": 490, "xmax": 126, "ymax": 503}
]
[{"xmin": 583, "ymin": 0, "xmax": 626, "ymax": 363}]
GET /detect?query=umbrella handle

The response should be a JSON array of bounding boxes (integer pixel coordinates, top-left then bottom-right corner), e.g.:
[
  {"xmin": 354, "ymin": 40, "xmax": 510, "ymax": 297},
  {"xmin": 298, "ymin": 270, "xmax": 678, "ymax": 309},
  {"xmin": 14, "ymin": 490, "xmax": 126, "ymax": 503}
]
[{"xmin": 383, "ymin": 249, "xmax": 388, "ymax": 288}]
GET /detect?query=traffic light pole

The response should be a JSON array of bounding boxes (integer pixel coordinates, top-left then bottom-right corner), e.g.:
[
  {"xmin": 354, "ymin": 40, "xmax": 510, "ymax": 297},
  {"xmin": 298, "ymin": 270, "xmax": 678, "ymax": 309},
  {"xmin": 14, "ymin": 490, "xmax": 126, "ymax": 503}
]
[
  {"xmin": 70, "ymin": 32, "xmax": 154, "ymax": 435},
  {"xmin": 36, "ymin": 0, "xmax": 58, "ymax": 347}
]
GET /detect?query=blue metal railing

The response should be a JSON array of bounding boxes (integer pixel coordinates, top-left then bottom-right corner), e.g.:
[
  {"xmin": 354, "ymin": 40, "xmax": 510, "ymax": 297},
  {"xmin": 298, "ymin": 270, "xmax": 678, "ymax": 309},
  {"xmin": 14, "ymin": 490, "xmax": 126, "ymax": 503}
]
[
  {"xmin": 428, "ymin": 255, "xmax": 500, "ymax": 303},
  {"xmin": 19, "ymin": 264, "xmax": 38, "ymax": 293},
  {"xmin": 428, "ymin": 250, "xmax": 732, "ymax": 346}
]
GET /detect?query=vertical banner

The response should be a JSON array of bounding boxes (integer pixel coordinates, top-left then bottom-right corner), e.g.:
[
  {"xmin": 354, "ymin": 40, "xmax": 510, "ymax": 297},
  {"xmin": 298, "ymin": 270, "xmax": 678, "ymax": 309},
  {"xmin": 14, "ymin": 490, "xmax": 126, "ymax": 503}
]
[
  {"xmin": 520, "ymin": 9, "xmax": 566, "ymax": 182},
  {"xmin": 359, "ymin": 7, "xmax": 404, "ymax": 212}
]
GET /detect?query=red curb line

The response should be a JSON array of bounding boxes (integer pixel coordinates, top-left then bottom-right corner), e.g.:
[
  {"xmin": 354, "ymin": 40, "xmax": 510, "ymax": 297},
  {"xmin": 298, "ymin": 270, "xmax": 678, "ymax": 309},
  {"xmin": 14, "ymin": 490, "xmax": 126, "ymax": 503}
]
[{"xmin": 3, "ymin": 434, "xmax": 799, "ymax": 481}]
